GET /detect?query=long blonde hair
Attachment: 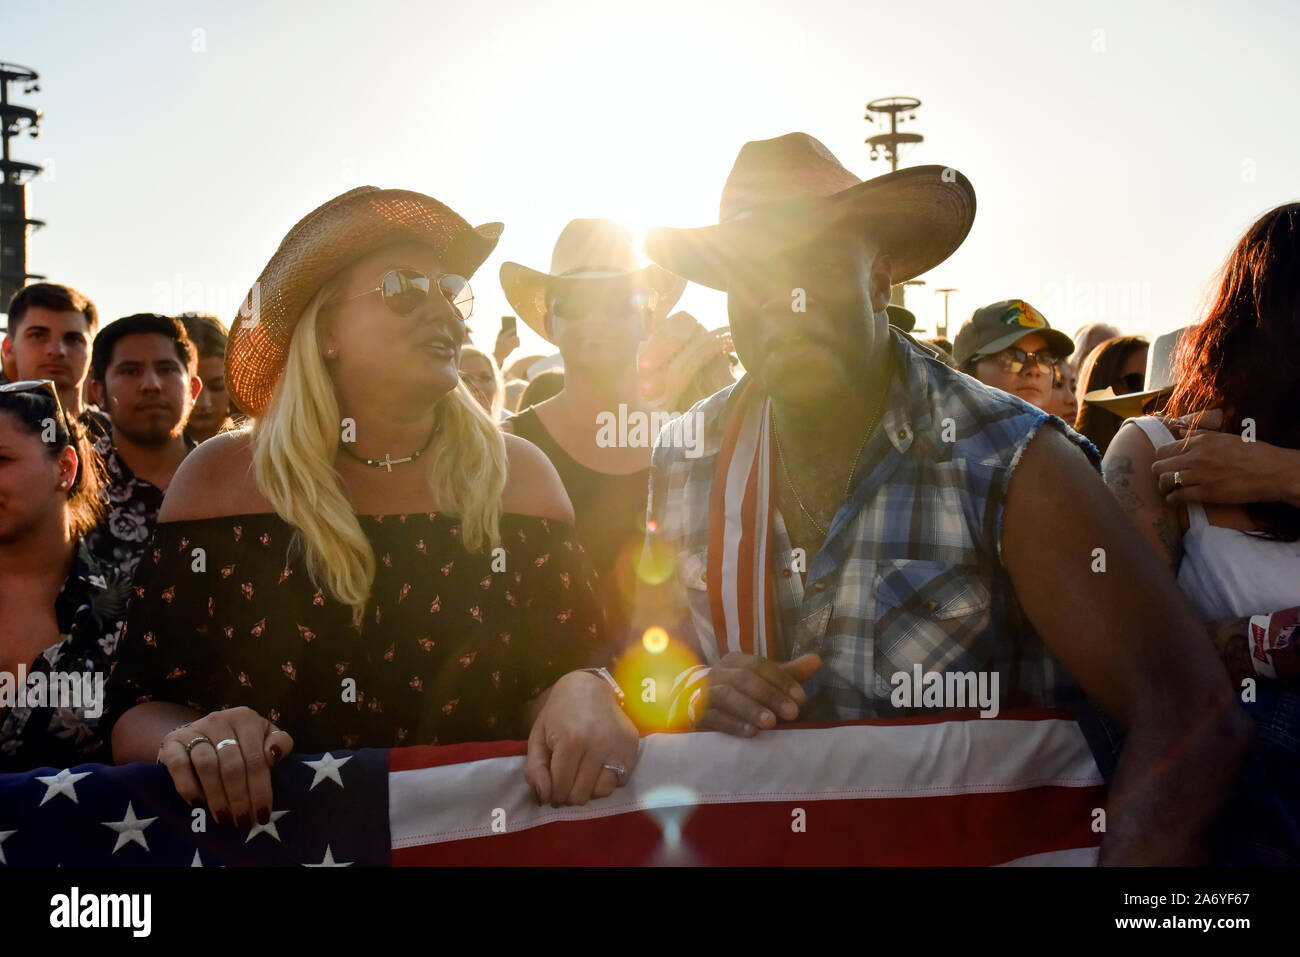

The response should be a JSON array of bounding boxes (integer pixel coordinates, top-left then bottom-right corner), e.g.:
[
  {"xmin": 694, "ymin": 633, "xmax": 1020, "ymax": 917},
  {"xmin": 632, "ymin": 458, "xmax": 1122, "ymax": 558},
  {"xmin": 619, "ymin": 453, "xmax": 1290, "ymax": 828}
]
[{"xmin": 251, "ymin": 278, "xmax": 507, "ymax": 623}]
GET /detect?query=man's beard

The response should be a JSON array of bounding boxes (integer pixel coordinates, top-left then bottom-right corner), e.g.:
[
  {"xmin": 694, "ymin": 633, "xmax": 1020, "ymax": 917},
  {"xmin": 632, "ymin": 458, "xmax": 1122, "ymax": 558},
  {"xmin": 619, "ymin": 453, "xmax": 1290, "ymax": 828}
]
[
  {"xmin": 757, "ymin": 302, "xmax": 888, "ymax": 405},
  {"xmin": 114, "ymin": 416, "xmax": 183, "ymax": 448}
]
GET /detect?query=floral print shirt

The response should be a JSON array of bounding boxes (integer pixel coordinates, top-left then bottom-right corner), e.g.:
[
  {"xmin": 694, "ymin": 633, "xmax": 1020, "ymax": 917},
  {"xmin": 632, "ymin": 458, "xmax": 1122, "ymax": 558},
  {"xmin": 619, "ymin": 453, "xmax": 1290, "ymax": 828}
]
[
  {"xmin": 102, "ymin": 512, "xmax": 609, "ymax": 752},
  {"xmin": 84, "ymin": 432, "xmax": 195, "ymax": 580},
  {"xmin": 0, "ymin": 539, "xmax": 134, "ymax": 772}
]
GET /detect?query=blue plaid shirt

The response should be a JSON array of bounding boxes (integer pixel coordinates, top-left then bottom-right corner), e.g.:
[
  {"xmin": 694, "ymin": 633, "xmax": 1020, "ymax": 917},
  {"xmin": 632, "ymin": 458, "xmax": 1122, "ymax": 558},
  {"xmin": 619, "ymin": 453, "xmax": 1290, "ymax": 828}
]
[{"xmin": 643, "ymin": 328, "xmax": 1102, "ymax": 719}]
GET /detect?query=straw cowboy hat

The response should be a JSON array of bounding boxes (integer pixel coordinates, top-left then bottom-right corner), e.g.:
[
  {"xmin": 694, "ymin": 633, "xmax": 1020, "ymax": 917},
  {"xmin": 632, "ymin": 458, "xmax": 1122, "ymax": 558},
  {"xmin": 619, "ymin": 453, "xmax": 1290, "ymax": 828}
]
[
  {"xmin": 1083, "ymin": 326, "xmax": 1187, "ymax": 420},
  {"xmin": 644, "ymin": 132, "xmax": 976, "ymax": 291},
  {"xmin": 499, "ymin": 218, "xmax": 686, "ymax": 344},
  {"xmin": 226, "ymin": 186, "xmax": 502, "ymax": 417},
  {"xmin": 636, "ymin": 310, "xmax": 734, "ymax": 410}
]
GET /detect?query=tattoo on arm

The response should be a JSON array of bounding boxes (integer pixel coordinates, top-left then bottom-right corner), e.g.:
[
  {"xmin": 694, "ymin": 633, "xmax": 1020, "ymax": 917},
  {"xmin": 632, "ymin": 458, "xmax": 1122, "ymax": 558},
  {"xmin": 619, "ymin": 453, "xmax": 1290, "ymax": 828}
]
[
  {"xmin": 1105, "ymin": 453, "xmax": 1183, "ymax": 573},
  {"xmin": 1103, "ymin": 455, "xmax": 1144, "ymax": 512}
]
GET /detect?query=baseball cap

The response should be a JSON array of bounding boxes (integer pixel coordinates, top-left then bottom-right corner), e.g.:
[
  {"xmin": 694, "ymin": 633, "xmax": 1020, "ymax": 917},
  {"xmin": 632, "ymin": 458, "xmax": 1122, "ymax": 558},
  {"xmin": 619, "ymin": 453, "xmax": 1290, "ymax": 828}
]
[{"xmin": 952, "ymin": 299, "xmax": 1075, "ymax": 367}]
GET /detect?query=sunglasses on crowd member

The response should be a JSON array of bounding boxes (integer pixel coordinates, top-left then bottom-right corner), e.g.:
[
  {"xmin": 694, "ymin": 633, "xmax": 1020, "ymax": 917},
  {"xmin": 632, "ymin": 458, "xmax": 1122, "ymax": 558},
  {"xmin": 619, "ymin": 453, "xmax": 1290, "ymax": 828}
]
[
  {"xmin": 1114, "ymin": 371, "xmax": 1146, "ymax": 394},
  {"xmin": 974, "ymin": 346, "xmax": 1061, "ymax": 375},
  {"xmin": 0, "ymin": 379, "xmax": 78, "ymax": 444},
  {"xmin": 548, "ymin": 288, "xmax": 656, "ymax": 322},
  {"xmin": 341, "ymin": 267, "xmax": 474, "ymax": 320}
]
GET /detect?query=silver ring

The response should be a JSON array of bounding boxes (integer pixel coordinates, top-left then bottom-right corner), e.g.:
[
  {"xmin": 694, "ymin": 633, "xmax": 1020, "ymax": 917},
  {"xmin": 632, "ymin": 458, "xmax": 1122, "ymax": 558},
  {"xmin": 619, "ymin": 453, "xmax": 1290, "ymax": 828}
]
[
  {"xmin": 184, "ymin": 735, "xmax": 212, "ymax": 755},
  {"xmin": 602, "ymin": 763, "xmax": 627, "ymax": 783},
  {"xmin": 215, "ymin": 738, "xmax": 239, "ymax": 752},
  {"xmin": 1173, "ymin": 470, "xmax": 1183, "ymax": 490}
]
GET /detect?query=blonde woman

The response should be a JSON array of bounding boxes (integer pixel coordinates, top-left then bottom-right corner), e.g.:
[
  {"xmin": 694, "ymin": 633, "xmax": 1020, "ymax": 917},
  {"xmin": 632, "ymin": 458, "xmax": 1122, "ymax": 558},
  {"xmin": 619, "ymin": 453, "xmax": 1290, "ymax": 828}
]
[
  {"xmin": 458, "ymin": 343, "xmax": 505, "ymax": 421},
  {"xmin": 104, "ymin": 188, "xmax": 637, "ymax": 829}
]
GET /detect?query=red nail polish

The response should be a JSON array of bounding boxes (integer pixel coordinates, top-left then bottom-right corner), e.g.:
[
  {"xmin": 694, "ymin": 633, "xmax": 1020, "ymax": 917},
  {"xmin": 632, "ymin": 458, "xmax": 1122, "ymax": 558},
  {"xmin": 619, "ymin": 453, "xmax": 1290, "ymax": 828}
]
[{"xmin": 258, "ymin": 807, "xmax": 270, "ymax": 825}]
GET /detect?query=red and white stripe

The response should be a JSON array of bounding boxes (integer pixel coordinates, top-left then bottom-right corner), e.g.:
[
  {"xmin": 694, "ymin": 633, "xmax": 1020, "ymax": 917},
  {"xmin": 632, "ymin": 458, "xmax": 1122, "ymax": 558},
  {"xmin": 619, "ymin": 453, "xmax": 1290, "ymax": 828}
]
[
  {"xmin": 707, "ymin": 381, "xmax": 775, "ymax": 660},
  {"xmin": 389, "ymin": 711, "xmax": 1105, "ymax": 866}
]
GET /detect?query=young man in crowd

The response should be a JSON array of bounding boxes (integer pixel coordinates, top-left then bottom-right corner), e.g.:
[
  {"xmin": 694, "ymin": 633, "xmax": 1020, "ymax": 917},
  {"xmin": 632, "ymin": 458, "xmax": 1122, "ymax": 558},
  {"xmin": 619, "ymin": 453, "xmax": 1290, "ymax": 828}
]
[
  {"xmin": 499, "ymin": 219, "xmax": 685, "ymax": 644},
  {"xmin": 638, "ymin": 132, "xmax": 1250, "ymax": 865},
  {"xmin": 84, "ymin": 314, "xmax": 200, "ymax": 578},
  {"xmin": 2, "ymin": 282, "xmax": 111, "ymax": 438}
]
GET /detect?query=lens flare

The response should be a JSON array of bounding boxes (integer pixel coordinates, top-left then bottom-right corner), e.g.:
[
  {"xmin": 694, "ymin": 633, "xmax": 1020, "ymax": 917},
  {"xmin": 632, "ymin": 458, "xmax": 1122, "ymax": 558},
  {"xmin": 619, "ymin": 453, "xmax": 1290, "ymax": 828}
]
[
  {"xmin": 642, "ymin": 627, "xmax": 669, "ymax": 654},
  {"xmin": 614, "ymin": 633, "xmax": 701, "ymax": 732},
  {"xmin": 635, "ymin": 537, "xmax": 675, "ymax": 586}
]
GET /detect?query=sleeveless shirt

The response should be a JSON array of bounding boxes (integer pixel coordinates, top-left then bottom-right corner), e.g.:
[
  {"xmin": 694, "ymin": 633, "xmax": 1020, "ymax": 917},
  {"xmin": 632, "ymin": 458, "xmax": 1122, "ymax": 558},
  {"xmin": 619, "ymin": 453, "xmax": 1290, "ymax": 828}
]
[{"xmin": 1126, "ymin": 416, "xmax": 1300, "ymax": 621}]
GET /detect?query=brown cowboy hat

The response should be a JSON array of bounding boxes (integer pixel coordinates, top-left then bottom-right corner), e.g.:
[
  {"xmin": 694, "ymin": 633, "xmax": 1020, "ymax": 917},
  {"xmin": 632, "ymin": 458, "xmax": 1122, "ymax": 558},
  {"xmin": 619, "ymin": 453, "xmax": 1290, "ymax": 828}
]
[
  {"xmin": 644, "ymin": 132, "xmax": 976, "ymax": 291},
  {"xmin": 226, "ymin": 186, "xmax": 503, "ymax": 417},
  {"xmin": 499, "ymin": 218, "xmax": 686, "ymax": 344}
]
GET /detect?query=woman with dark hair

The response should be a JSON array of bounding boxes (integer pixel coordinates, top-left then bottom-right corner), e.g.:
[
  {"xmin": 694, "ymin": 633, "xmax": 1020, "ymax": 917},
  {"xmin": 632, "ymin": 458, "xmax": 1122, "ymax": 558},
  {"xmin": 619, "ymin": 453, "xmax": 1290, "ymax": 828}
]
[
  {"xmin": 0, "ymin": 380, "xmax": 124, "ymax": 771},
  {"xmin": 1102, "ymin": 203, "xmax": 1300, "ymax": 863},
  {"xmin": 1073, "ymin": 335, "xmax": 1148, "ymax": 455}
]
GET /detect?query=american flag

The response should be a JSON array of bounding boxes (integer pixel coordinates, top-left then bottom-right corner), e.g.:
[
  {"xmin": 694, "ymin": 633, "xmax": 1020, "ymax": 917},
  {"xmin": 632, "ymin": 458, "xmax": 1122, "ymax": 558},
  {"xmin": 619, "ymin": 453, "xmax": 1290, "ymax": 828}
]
[{"xmin": 0, "ymin": 710, "xmax": 1104, "ymax": 866}]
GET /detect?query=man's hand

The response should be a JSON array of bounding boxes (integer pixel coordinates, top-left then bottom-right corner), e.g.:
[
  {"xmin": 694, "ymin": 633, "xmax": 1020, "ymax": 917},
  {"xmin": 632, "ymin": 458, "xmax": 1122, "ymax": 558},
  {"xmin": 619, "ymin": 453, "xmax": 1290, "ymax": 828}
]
[
  {"xmin": 689, "ymin": 653, "xmax": 822, "ymax": 737},
  {"xmin": 1153, "ymin": 421, "xmax": 1300, "ymax": 507},
  {"xmin": 525, "ymin": 670, "xmax": 640, "ymax": 807}
]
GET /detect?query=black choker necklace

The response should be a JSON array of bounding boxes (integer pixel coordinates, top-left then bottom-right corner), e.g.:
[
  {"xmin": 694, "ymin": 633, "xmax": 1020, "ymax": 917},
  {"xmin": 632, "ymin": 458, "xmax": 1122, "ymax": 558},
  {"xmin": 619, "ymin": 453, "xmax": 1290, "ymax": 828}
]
[{"xmin": 339, "ymin": 425, "xmax": 439, "ymax": 472}]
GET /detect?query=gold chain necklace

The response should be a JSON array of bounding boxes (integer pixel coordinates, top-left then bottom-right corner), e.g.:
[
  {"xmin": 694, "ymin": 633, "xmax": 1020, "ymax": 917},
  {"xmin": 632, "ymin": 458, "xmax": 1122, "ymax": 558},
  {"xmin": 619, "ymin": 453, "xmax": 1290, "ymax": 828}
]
[{"xmin": 770, "ymin": 397, "xmax": 887, "ymax": 539}]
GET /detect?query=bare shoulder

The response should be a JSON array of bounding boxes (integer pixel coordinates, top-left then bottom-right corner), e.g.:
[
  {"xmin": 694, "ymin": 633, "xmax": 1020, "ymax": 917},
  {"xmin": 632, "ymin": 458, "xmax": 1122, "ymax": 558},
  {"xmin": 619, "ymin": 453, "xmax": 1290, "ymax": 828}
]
[
  {"xmin": 500, "ymin": 432, "xmax": 574, "ymax": 524},
  {"xmin": 1101, "ymin": 420, "xmax": 1161, "ymax": 506},
  {"xmin": 158, "ymin": 428, "xmax": 272, "ymax": 522}
]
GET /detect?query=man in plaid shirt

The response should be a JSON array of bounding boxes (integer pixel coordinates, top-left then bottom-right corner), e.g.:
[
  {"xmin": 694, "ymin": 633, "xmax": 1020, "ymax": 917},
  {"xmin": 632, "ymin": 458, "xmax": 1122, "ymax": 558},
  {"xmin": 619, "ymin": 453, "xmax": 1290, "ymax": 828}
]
[{"xmin": 635, "ymin": 132, "xmax": 1250, "ymax": 865}]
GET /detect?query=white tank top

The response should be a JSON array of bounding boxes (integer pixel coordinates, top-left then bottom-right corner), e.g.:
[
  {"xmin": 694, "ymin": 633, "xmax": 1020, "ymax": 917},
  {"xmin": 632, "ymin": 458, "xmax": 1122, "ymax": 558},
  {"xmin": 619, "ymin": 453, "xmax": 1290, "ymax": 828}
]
[{"xmin": 1125, "ymin": 416, "xmax": 1300, "ymax": 621}]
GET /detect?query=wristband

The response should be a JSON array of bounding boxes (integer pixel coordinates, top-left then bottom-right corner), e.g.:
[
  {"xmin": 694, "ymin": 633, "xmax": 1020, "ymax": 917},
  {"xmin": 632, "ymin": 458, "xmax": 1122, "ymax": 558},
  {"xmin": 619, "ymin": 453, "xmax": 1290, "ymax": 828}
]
[
  {"xmin": 579, "ymin": 667, "xmax": 626, "ymax": 708},
  {"xmin": 1249, "ymin": 615, "xmax": 1278, "ymax": 679}
]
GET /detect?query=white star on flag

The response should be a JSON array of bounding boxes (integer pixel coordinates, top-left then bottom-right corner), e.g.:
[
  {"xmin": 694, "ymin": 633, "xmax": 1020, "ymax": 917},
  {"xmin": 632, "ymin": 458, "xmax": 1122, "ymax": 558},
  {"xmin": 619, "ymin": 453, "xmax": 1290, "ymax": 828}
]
[
  {"xmin": 303, "ymin": 752, "xmax": 352, "ymax": 790},
  {"xmin": 102, "ymin": 802, "xmax": 158, "ymax": 854},
  {"xmin": 245, "ymin": 809, "xmax": 290, "ymax": 843},
  {"xmin": 304, "ymin": 844, "xmax": 352, "ymax": 867},
  {"xmin": 192, "ymin": 849, "xmax": 203, "ymax": 867},
  {"xmin": 0, "ymin": 829, "xmax": 16, "ymax": 865},
  {"xmin": 35, "ymin": 768, "xmax": 92, "ymax": 806}
]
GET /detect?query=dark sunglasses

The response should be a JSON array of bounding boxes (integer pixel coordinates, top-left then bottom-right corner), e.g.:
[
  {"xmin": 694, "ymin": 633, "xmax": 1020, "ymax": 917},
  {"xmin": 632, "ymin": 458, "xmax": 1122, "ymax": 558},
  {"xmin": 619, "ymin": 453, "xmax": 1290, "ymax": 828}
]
[
  {"xmin": 0, "ymin": 379, "xmax": 77, "ymax": 443},
  {"xmin": 1115, "ymin": 371, "xmax": 1145, "ymax": 394},
  {"xmin": 548, "ymin": 289, "xmax": 655, "ymax": 322},
  {"xmin": 976, "ymin": 346, "xmax": 1060, "ymax": 375},
  {"xmin": 342, "ymin": 267, "xmax": 474, "ymax": 320}
]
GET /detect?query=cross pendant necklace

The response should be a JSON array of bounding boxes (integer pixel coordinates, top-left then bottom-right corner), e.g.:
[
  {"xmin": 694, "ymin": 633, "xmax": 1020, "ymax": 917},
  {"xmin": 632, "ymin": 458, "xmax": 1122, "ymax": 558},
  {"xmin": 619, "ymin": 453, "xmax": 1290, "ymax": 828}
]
[{"xmin": 339, "ymin": 424, "xmax": 439, "ymax": 472}]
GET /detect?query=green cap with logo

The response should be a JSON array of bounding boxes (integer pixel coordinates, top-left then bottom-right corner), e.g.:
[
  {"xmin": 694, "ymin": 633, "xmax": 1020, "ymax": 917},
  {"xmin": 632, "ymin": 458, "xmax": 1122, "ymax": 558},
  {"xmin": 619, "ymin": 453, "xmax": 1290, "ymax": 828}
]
[{"xmin": 953, "ymin": 299, "xmax": 1075, "ymax": 367}]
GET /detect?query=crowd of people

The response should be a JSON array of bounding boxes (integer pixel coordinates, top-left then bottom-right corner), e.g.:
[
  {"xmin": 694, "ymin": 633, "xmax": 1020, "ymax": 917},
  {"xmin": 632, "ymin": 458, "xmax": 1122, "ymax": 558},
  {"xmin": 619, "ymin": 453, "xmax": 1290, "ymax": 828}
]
[{"xmin": 1, "ymin": 132, "xmax": 1297, "ymax": 865}]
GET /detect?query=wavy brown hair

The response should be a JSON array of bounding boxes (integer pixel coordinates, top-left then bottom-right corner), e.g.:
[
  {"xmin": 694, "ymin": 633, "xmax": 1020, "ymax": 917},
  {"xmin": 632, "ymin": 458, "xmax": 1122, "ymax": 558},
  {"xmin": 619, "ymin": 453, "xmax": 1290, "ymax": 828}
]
[
  {"xmin": 1165, "ymin": 202, "xmax": 1300, "ymax": 541},
  {"xmin": 1073, "ymin": 335, "xmax": 1148, "ymax": 455}
]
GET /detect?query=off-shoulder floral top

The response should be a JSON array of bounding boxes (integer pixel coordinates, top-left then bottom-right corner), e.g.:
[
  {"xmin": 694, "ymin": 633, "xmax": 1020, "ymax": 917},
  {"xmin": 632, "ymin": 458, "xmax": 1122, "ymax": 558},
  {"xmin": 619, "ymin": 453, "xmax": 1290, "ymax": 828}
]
[{"xmin": 102, "ymin": 512, "xmax": 608, "ymax": 752}]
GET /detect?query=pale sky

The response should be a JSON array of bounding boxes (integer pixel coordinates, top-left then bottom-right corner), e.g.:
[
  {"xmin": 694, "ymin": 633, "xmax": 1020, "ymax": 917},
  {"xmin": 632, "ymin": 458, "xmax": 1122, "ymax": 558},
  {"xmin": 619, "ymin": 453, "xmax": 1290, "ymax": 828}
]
[{"xmin": 3, "ymin": 0, "xmax": 1297, "ymax": 362}]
